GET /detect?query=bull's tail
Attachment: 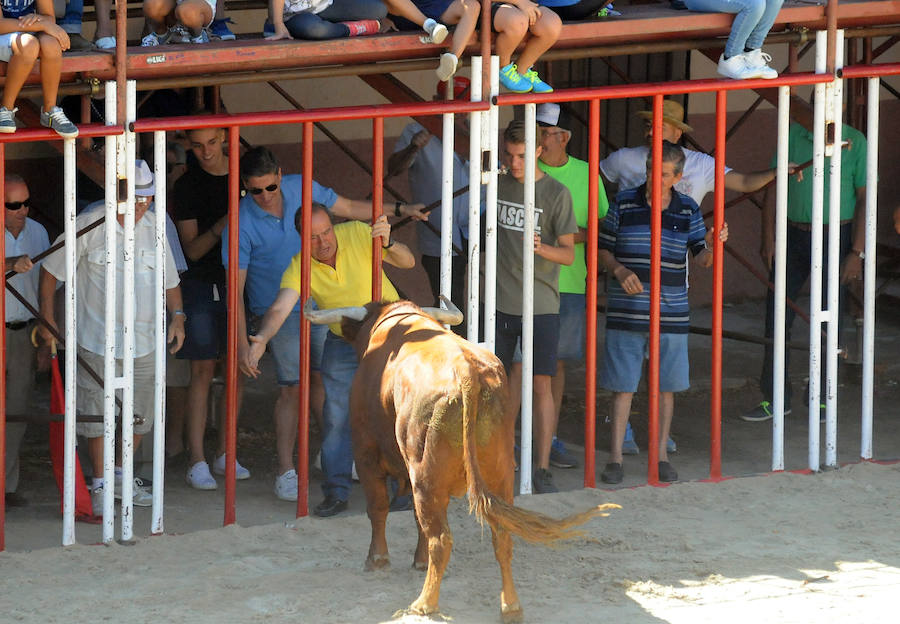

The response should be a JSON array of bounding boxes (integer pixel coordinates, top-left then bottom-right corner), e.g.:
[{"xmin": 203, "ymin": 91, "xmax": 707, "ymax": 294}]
[{"xmin": 459, "ymin": 375, "xmax": 619, "ymax": 545}]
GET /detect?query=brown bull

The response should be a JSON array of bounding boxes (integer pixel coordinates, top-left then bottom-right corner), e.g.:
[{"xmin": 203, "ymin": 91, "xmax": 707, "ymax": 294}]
[{"xmin": 306, "ymin": 298, "xmax": 618, "ymax": 622}]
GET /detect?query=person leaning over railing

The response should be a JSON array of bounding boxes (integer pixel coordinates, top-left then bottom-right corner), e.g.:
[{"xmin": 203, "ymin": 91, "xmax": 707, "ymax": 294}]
[{"xmin": 0, "ymin": 0, "xmax": 78, "ymax": 136}]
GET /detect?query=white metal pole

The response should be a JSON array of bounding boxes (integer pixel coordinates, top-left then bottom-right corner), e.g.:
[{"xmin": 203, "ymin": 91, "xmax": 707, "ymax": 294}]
[
  {"xmin": 809, "ymin": 30, "xmax": 827, "ymax": 472},
  {"xmin": 519, "ymin": 104, "xmax": 536, "ymax": 495},
  {"xmin": 824, "ymin": 30, "xmax": 844, "ymax": 469},
  {"xmin": 151, "ymin": 131, "xmax": 167, "ymax": 534},
  {"xmin": 120, "ymin": 80, "xmax": 137, "ymax": 542},
  {"xmin": 439, "ymin": 79, "xmax": 455, "ymax": 324},
  {"xmin": 61, "ymin": 137, "xmax": 77, "ymax": 545},
  {"xmin": 466, "ymin": 57, "xmax": 482, "ymax": 342},
  {"xmin": 483, "ymin": 55, "xmax": 499, "ymax": 352},
  {"xmin": 772, "ymin": 86, "xmax": 790, "ymax": 472},
  {"xmin": 102, "ymin": 81, "xmax": 118, "ymax": 543},
  {"xmin": 860, "ymin": 77, "xmax": 879, "ymax": 459}
]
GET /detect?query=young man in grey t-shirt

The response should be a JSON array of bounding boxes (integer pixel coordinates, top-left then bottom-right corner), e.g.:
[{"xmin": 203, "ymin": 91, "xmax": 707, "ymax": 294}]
[{"xmin": 496, "ymin": 120, "xmax": 577, "ymax": 494}]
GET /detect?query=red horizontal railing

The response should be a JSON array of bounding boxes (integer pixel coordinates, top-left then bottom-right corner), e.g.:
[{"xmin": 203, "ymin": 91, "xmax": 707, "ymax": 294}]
[{"xmin": 0, "ymin": 124, "xmax": 123, "ymax": 143}]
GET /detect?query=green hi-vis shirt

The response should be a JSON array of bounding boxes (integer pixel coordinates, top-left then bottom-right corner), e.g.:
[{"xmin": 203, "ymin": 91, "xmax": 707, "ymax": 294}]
[
  {"xmin": 538, "ymin": 155, "xmax": 608, "ymax": 295},
  {"xmin": 775, "ymin": 123, "xmax": 867, "ymax": 224}
]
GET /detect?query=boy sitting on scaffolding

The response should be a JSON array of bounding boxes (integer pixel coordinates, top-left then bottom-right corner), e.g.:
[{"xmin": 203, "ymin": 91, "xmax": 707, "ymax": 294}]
[
  {"xmin": 0, "ymin": 0, "xmax": 79, "ymax": 136},
  {"xmin": 143, "ymin": 0, "xmax": 217, "ymax": 45}
]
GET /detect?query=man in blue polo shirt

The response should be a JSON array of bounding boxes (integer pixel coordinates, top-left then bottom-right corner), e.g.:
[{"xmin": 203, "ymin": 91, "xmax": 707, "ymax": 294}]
[{"xmin": 223, "ymin": 146, "xmax": 424, "ymax": 502}]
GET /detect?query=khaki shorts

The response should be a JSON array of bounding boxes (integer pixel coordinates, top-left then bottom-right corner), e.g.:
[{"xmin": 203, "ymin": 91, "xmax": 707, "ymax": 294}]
[{"xmin": 76, "ymin": 347, "xmax": 157, "ymax": 437}]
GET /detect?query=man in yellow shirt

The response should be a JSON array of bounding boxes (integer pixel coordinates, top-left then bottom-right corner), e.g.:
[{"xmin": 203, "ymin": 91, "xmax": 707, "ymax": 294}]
[{"xmin": 245, "ymin": 203, "xmax": 415, "ymax": 516}]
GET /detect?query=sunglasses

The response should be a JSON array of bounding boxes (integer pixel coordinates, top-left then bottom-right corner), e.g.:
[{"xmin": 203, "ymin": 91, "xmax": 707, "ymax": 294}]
[
  {"xmin": 5, "ymin": 200, "xmax": 28, "ymax": 211},
  {"xmin": 248, "ymin": 183, "xmax": 278, "ymax": 195}
]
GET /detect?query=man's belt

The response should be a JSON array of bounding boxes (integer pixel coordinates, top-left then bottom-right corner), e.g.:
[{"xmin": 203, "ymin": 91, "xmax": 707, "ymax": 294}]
[
  {"xmin": 788, "ymin": 218, "xmax": 853, "ymax": 232},
  {"xmin": 5, "ymin": 320, "xmax": 32, "ymax": 331}
]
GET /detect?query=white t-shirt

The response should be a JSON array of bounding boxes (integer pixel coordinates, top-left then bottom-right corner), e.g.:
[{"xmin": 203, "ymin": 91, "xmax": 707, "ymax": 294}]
[
  {"xmin": 599, "ymin": 145, "xmax": 732, "ymax": 206},
  {"xmin": 42, "ymin": 206, "xmax": 180, "ymax": 358},
  {"xmin": 5, "ymin": 217, "xmax": 49, "ymax": 322},
  {"xmin": 283, "ymin": 0, "xmax": 332, "ymax": 17}
]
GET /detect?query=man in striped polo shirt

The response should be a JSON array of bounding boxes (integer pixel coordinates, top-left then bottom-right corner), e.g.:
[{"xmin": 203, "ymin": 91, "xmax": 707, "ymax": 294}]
[{"xmin": 598, "ymin": 141, "xmax": 728, "ymax": 485}]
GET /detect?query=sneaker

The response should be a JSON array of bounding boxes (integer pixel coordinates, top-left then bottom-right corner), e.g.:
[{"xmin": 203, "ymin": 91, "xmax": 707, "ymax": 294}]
[
  {"xmin": 210, "ymin": 17, "xmax": 236, "ymax": 41},
  {"xmin": 549, "ymin": 437, "xmax": 578, "ymax": 469},
  {"xmin": 314, "ymin": 495, "xmax": 348, "ymax": 517},
  {"xmin": 532, "ymin": 468, "xmax": 558, "ymax": 494},
  {"xmin": 600, "ymin": 462, "xmax": 624, "ymax": 485},
  {"xmin": 667, "ymin": 436, "xmax": 677, "ymax": 454},
  {"xmin": 523, "ymin": 67, "xmax": 553, "ymax": 94},
  {"xmin": 141, "ymin": 31, "xmax": 163, "ymax": 47},
  {"xmin": 114, "ymin": 476, "xmax": 153, "ymax": 507},
  {"xmin": 274, "ymin": 468, "xmax": 298, "ymax": 501},
  {"xmin": 67, "ymin": 33, "xmax": 94, "ymax": 51},
  {"xmin": 169, "ymin": 24, "xmax": 192, "ymax": 43},
  {"xmin": 90, "ymin": 486, "xmax": 106, "ymax": 516},
  {"xmin": 186, "ymin": 461, "xmax": 217, "ymax": 490},
  {"xmin": 436, "ymin": 52, "xmax": 458, "ymax": 82},
  {"xmin": 741, "ymin": 400, "xmax": 791, "ymax": 422},
  {"xmin": 499, "ymin": 63, "xmax": 532, "ymax": 93},
  {"xmin": 658, "ymin": 461, "xmax": 678, "ymax": 483},
  {"xmin": 743, "ymin": 48, "xmax": 778, "ymax": 79},
  {"xmin": 422, "ymin": 18, "xmax": 448, "ymax": 45},
  {"xmin": 342, "ymin": 19, "xmax": 380, "ymax": 36},
  {"xmin": 190, "ymin": 29, "xmax": 210, "ymax": 44},
  {"xmin": 40, "ymin": 106, "xmax": 78, "ymax": 138},
  {"xmin": 622, "ymin": 422, "xmax": 639, "ymax": 455},
  {"xmin": 94, "ymin": 36, "xmax": 116, "ymax": 49},
  {"xmin": 0, "ymin": 106, "xmax": 17, "ymax": 134},
  {"xmin": 717, "ymin": 53, "xmax": 758, "ymax": 80},
  {"xmin": 212, "ymin": 453, "xmax": 251, "ymax": 479}
]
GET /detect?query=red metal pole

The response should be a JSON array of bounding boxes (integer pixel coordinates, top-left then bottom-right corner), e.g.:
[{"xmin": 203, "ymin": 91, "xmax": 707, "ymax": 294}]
[
  {"xmin": 372, "ymin": 117, "xmax": 384, "ymax": 301},
  {"xmin": 710, "ymin": 91, "xmax": 726, "ymax": 480},
  {"xmin": 0, "ymin": 144, "xmax": 6, "ymax": 551},
  {"xmin": 826, "ymin": 0, "xmax": 838, "ymax": 76},
  {"xmin": 297, "ymin": 122, "xmax": 314, "ymax": 518},
  {"xmin": 584, "ymin": 98, "xmax": 600, "ymax": 488},
  {"xmin": 223, "ymin": 126, "xmax": 240, "ymax": 526},
  {"xmin": 648, "ymin": 94, "xmax": 662, "ymax": 486}
]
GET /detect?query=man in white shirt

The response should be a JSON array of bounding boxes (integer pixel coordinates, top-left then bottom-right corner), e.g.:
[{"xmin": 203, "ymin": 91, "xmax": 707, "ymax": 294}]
[
  {"xmin": 3, "ymin": 174, "xmax": 50, "ymax": 508},
  {"xmin": 38, "ymin": 160, "xmax": 185, "ymax": 513}
]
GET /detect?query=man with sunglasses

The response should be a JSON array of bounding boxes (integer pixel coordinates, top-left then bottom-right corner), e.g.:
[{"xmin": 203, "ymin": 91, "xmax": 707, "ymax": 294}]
[
  {"xmin": 3, "ymin": 174, "xmax": 50, "ymax": 508},
  {"xmin": 223, "ymin": 146, "xmax": 425, "ymax": 503}
]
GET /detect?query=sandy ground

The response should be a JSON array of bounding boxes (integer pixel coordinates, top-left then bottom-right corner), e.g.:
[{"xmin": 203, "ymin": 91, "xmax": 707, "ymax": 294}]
[{"xmin": 3, "ymin": 299, "xmax": 900, "ymax": 622}]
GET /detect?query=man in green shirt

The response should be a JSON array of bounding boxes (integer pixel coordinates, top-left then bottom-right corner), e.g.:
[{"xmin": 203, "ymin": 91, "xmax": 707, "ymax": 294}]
[
  {"xmin": 535, "ymin": 103, "xmax": 608, "ymax": 469},
  {"xmin": 743, "ymin": 121, "xmax": 867, "ymax": 422}
]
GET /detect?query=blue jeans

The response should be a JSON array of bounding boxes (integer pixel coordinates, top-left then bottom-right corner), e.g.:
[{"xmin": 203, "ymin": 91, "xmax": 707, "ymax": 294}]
[
  {"xmin": 285, "ymin": 0, "xmax": 386, "ymax": 40},
  {"xmin": 684, "ymin": 0, "xmax": 783, "ymax": 58},
  {"xmin": 57, "ymin": 0, "xmax": 84, "ymax": 33},
  {"xmin": 319, "ymin": 331, "xmax": 358, "ymax": 501}
]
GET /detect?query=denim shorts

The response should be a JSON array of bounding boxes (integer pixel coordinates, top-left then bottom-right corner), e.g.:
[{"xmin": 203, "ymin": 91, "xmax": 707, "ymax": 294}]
[
  {"xmin": 265, "ymin": 310, "xmax": 326, "ymax": 385},
  {"xmin": 0, "ymin": 32, "xmax": 23, "ymax": 63},
  {"xmin": 177, "ymin": 278, "xmax": 226, "ymax": 361},
  {"xmin": 600, "ymin": 329, "xmax": 689, "ymax": 393},
  {"xmin": 557, "ymin": 293, "xmax": 586, "ymax": 361},
  {"xmin": 496, "ymin": 311, "xmax": 559, "ymax": 376}
]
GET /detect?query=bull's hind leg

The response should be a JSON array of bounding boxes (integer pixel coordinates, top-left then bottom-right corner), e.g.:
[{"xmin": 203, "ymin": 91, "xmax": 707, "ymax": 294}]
[
  {"xmin": 491, "ymin": 526, "xmax": 523, "ymax": 623},
  {"xmin": 406, "ymin": 491, "xmax": 453, "ymax": 616}
]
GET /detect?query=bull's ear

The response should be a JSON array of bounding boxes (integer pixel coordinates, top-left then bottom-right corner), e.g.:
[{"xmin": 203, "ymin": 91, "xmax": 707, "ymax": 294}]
[
  {"xmin": 422, "ymin": 296, "xmax": 463, "ymax": 326},
  {"xmin": 303, "ymin": 299, "xmax": 367, "ymax": 325}
]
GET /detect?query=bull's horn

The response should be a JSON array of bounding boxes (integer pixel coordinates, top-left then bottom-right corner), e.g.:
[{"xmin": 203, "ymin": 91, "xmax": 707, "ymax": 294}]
[
  {"xmin": 303, "ymin": 299, "xmax": 367, "ymax": 325},
  {"xmin": 422, "ymin": 295, "xmax": 463, "ymax": 326}
]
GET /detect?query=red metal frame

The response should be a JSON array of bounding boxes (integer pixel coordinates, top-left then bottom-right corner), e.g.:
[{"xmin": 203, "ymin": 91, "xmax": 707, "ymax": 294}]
[
  {"xmin": 0, "ymin": 143, "xmax": 6, "ymax": 551},
  {"xmin": 372, "ymin": 118, "xmax": 384, "ymax": 301},
  {"xmin": 298, "ymin": 122, "xmax": 314, "ymax": 518},
  {"xmin": 648, "ymin": 94, "xmax": 662, "ymax": 486},
  {"xmin": 224, "ymin": 126, "xmax": 240, "ymax": 526},
  {"xmin": 710, "ymin": 90, "xmax": 727, "ymax": 481},
  {"xmin": 584, "ymin": 100, "xmax": 600, "ymax": 488}
]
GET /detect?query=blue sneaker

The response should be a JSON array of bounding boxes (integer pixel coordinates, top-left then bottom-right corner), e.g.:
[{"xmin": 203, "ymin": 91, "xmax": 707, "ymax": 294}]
[
  {"xmin": 622, "ymin": 422, "xmax": 639, "ymax": 455},
  {"xmin": 523, "ymin": 67, "xmax": 553, "ymax": 94},
  {"xmin": 210, "ymin": 18, "xmax": 236, "ymax": 41},
  {"xmin": 549, "ymin": 437, "xmax": 578, "ymax": 469},
  {"xmin": 499, "ymin": 63, "xmax": 531, "ymax": 93}
]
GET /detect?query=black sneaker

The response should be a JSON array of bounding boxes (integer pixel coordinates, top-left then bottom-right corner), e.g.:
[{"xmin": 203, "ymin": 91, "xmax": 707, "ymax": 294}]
[
  {"xmin": 741, "ymin": 401, "xmax": 791, "ymax": 422},
  {"xmin": 658, "ymin": 461, "xmax": 678, "ymax": 483},
  {"xmin": 532, "ymin": 468, "xmax": 558, "ymax": 494},
  {"xmin": 314, "ymin": 496, "xmax": 348, "ymax": 517},
  {"xmin": 600, "ymin": 462, "xmax": 623, "ymax": 484}
]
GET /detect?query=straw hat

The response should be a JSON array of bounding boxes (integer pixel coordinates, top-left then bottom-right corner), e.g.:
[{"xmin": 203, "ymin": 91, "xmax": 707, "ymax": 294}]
[{"xmin": 635, "ymin": 99, "xmax": 693, "ymax": 133}]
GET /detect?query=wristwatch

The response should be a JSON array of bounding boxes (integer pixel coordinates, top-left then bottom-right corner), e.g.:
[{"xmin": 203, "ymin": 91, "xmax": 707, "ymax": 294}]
[{"xmin": 852, "ymin": 249, "xmax": 865, "ymax": 259}]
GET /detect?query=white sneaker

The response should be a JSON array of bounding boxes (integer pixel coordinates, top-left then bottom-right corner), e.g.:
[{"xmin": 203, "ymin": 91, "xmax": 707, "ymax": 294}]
[
  {"xmin": 212, "ymin": 453, "xmax": 250, "ymax": 480},
  {"xmin": 743, "ymin": 48, "xmax": 778, "ymax": 79},
  {"xmin": 90, "ymin": 486, "xmax": 106, "ymax": 516},
  {"xmin": 717, "ymin": 53, "xmax": 758, "ymax": 80},
  {"xmin": 436, "ymin": 52, "xmax": 458, "ymax": 82},
  {"xmin": 141, "ymin": 32, "xmax": 163, "ymax": 47},
  {"xmin": 422, "ymin": 18, "xmax": 448, "ymax": 45},
  {"xmin": 186, "ymin": 461, "xmax": 218, "ymax": 490},
  {"xmin": 274, "ymin": 469, "xmax": 298, "ymax": 501},
  {"xmin": 114, "ymin": 475, "xmax": 153, "ymax": 507}
]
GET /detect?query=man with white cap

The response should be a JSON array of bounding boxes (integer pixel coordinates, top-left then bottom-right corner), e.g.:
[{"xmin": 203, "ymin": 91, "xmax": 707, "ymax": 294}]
[
  {"xmin": 38, "ymin": 160, "xmax": 185, "ymax": 514},
  {"xmin": 600, "ymin": 98, "xmax": 779, "ymax": 454}
]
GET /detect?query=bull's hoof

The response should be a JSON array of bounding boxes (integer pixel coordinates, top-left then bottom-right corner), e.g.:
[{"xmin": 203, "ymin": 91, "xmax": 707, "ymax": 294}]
[
  {"xmin": 500, "ymin": 603, "xmax": 524, "ymax": 623},
  {"xmin": 365, "ymin": 554, "xmax": 391, "ymax": 571},
  {"xmin": 412, "ymin": 558, "xmax": 428, "ymax": 572},
  {"xmin": 402, "ymin": 599, "xmax": 438, "ymax": 617}
]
